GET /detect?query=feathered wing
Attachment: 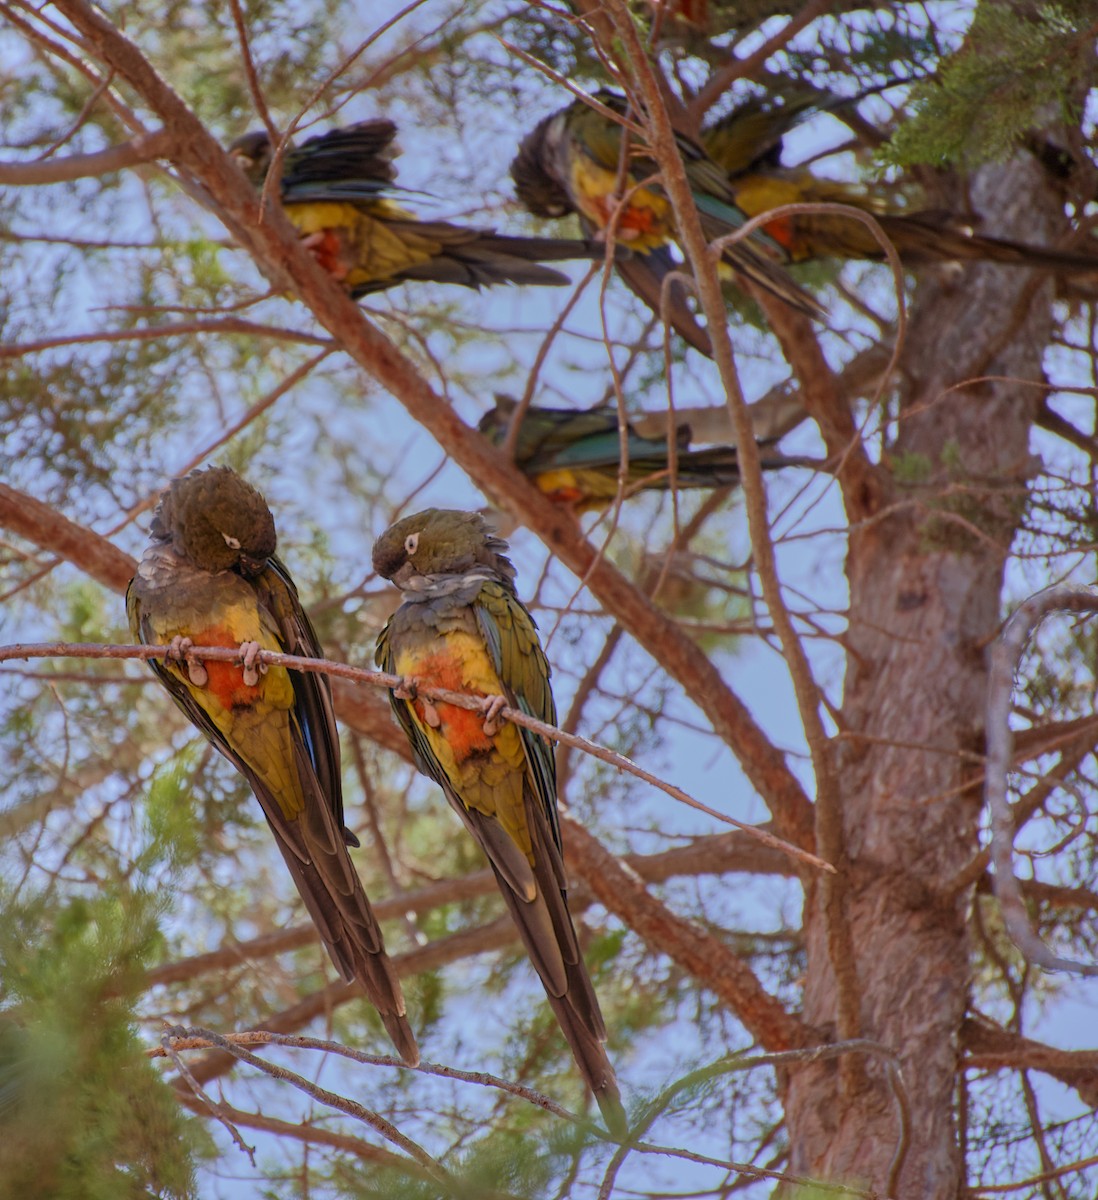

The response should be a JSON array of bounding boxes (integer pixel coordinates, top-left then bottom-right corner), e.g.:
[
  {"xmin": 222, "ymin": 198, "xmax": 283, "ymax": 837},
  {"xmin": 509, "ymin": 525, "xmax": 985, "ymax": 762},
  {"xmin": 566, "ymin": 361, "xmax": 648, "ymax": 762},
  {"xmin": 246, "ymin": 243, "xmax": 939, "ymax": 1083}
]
[
  {"xmin": 472, "ymin": 584, "xmax": 623, "ymax": 1131},
  {"xmin": 127, "ymin": 568, "xmax": 418, "ymax": 1066}
]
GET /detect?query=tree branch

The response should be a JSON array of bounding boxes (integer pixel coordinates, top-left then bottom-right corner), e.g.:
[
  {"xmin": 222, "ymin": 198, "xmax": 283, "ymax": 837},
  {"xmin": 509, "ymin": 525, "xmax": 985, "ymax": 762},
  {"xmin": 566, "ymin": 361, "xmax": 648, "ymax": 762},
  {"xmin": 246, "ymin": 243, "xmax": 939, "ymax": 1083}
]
[
  {"xmin": 599, "ymin": 3, "xmax": 862, "ymax": 1077},
  {"xmin": 0, "ymin": 132, "xmax": 170, "ymax": 185},
  {"xmin": 0, "ymin": 640, "xmax": 830, "ymax": 874},
  {"xmin": 962, "ymin": 1018, "xmax": 1098, "ymax": 1108},
  {"xmin": 0, "ymin": 483, "xmax": 136, "ymax": 593},
  {"xmin": 985, "ymin": 583, "xmax": 1098, "ymax": 976},
  {"xmin": 141, "ymin": 827, "xmax": 794, "ymax": 990}
]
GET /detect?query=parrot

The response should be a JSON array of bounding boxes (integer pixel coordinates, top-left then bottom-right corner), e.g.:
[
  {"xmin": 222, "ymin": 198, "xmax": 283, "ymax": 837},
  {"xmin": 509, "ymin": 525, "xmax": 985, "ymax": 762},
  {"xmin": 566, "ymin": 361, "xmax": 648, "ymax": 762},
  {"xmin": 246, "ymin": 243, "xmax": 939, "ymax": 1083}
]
[
  {"xmin": 509, "ymin": 90, "xmax": 826, "ymax": 357},
  {"xmin": 372, "ymin": 509, "xmax": 626, "ymax": 1134},
  {"xmin": 229, "ymin": 119, "xmax": 605, "ymax": 296},
  {"xmin": 128, "ymin": 467, "xmax": 418, "ymax": 1065},
  {"xmin": 478, "ymin": 394, "xmax": 801, "ymax": 514},
  {"xmin": 701, "ymin": 93, "xmax": 1098, "ymax": 271}
]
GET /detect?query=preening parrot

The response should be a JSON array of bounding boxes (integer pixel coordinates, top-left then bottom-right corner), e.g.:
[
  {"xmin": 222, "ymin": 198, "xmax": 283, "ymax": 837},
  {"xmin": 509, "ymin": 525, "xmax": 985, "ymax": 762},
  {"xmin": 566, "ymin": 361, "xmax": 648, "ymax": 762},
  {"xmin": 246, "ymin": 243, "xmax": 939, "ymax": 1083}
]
[
  {"xmin": 373, "ymin": 509, "xmax": 626, "ymax": 1134},
  {"xmin": 128, "ymin": 467, "xmax": 418, "ymax": 1064},
  {"xmin": 230, "ymin": 119, "xmax": 604, "ymax": 296}
]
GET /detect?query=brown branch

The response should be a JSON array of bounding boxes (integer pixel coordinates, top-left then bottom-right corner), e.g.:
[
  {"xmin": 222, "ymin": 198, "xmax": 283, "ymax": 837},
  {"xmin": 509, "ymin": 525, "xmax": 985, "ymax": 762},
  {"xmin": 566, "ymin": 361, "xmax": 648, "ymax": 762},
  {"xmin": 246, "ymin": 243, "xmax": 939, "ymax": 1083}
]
[
  {"xmin": 689, "ymin": 0, "xmax": 837, "ymax": 122},
  {"xmin": 0, "ymin": 130, "xmax": 170, "ymax": 184},
  {"xmin": 173, "ymin": 917, "xmax": 518, "ymax": 1087},
  {"xmin": 166, "ymin": 1026, "xmax": 447, "ymax": 1177},
  {"xmin": 173, "ymin": 1093, "xmax": 424, "ymax": 1176},
  {"xmin": 142, "ymin": 826, "xmax": 795, "ymax": 990},
  {"xmin": 46, "ymin": 0, "xmax": 816, "ymax": 854},
  {"xmin": 0, "ymin": 640, "xmax": 830, "ymax": 873},
  {"xmin": 0, "ymin": 483, "xmax": 136, "ymax": 592},
  {"xmin": 600, "ymin": 4, "xmax": 861, "ymax": 1080},
  {"xmin": 562, "ymin": 815, "xmax": 811, "ymax": 1051},
  {"xmin": 985, "ymin": 583, "xmax": 1098, "ymax": 976},
  {"xmin": 163, "ymin": 1029, "xmax": 593, "ymax": 1124},
  {"xmin": 0, "ymin": 318, "xmax": 332, "ymax": 360},
  {"xmin": 947, "ymin": 720, "xmax": 1098, "ymax": 896},
  {"xmin": 962, "ymin": 1018, "xmax": 1098, "ymax": 1109}
]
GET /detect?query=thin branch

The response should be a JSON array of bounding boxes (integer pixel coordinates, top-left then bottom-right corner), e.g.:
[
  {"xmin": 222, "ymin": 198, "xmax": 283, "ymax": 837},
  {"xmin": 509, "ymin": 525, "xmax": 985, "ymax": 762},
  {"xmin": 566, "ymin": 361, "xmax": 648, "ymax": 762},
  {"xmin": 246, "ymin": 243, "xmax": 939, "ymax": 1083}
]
[
  {"xmin": 561, "ymin": 813, "xmax": 811, "ymax": 1051},
  {"xmin": 0, "ymin": 318, "xmax": 332, "ymax": 360},
  {"xmin": 962, "ymin": 1018, "xmax": 1098, "ymax": 1108},
  {"xmin": 689, "ymin": 0, "xmax": 837, "ymax": 122},
  {"xmin": 0, "ymin": 640, "xmax": 831, "ymax": 875},
  {"xmin": 164, "ymin": 1025, "xmax": 448, "ymax": 1179},
  {"xmin": 139, "ymin": 826, "xmax": 793, "ymax": 990},
  {"xmin": 157, "ymin": 1030, "xmax": 588, "ymax": 1135},
  {"xmin": 0, "ymin": 129, "xmax": 171, "ymax": 184},
  {"xmin": 984, "ymin": 584, "xmax": 1098, "ymax": 976},
  {"xmin": 173, "ymin": 1092, "xmax": 427, "ymax": 1176},
  {"xmin": 600, "ymin": 5, "xmax": 862, "ymax": 1084},
  {"xmin": 597, "ymin": 1040, "xmax": 909, "ymax": 1200}
]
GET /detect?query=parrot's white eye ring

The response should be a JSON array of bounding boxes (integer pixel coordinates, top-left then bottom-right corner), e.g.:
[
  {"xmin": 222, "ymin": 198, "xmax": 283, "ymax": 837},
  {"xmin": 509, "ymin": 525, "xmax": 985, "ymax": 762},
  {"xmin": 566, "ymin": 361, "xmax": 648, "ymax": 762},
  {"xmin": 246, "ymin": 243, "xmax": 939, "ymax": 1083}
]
[
  {"xmin": 404, "ymin": 532, "xmax": 419, "ymax": 556},
  {"xmin": 222, "ymin": 533, "xmax": 242, "ymax": 549}
]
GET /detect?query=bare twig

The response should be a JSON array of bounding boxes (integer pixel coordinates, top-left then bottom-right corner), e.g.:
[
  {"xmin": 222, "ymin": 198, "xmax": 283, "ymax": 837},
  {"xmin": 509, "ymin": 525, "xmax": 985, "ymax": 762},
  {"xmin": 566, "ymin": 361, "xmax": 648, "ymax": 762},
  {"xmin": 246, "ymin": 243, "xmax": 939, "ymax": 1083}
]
[
  {"xmin": 0, "ymin": 318, "xmax": 331, "ymax": 360},
  {"xmin": 164, "ymin": 1025, "xmax": 448, "ymax": 1178},
  {"xmin": 0, "ymin": 129, "xmax": 171, "ymax": 184},
  {"xmin": 985, "ymin": 583, "xmax": 1098, "ymax": 976},
  {"xmin": 600, "ymin": 5, "xmax": 860, "ymax": 1083}
]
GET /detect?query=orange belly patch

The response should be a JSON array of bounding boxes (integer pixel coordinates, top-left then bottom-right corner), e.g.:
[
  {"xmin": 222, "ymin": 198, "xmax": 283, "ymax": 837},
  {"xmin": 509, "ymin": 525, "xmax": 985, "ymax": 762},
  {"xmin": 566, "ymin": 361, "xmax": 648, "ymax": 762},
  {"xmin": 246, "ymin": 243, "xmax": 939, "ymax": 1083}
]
[
  {"xmin": 761, "ymin": 214, "xmax": 796, "ymax": 254},
  {"xmin": 403, "ymin": 646, "xmax": 496, "ymax": 762},
  {"xmin": 188, "ymin": 623, "xmax": 263, "ymax": 710},
  {"xmin": 304, "ymin": 229, "xmax": 349, "ymax": 280},
  {"xmin": 589, "ymin": 193, "xmax": 665, "ymax": 239}
]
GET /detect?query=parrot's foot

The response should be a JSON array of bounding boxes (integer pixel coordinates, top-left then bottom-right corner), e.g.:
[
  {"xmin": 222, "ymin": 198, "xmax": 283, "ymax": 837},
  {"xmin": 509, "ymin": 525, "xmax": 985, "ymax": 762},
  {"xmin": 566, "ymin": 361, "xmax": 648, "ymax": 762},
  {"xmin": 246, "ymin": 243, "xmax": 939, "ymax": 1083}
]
[
  {"xmin": 480, "ymin": 694, "xmax": 507, "ymax": 737},
  {"xmin": 395, "ymin": 676, "xmax": 442, "ymax": 727},
  {"xmin": 301, "ymin": 230, "xmax": 349, "ymax": 281},
  {"xmin": 238, "ymin": 640, "xmax": 267, "ymax": 687},
  {"xmin": 167, "ymin": 636, "xmax": 208, "ymax": 687}
]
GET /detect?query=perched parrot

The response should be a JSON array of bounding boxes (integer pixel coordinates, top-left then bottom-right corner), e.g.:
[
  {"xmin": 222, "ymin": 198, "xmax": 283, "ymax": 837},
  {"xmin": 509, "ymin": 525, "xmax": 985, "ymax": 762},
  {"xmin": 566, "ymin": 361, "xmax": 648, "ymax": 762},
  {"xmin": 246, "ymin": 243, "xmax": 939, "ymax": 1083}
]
[
  {"xmin": 128, "ymin": 467, "xmax": 417, "ymax": 1065},
  {"xmin": 509, "ymin": 90, "xmax": 825, "ymax": 357},
  {"xmin": 372, "ymin": 510, "xmax": 625, "ymax": 1134},
  {"xmin": 702, "ymin": 94, "xmax": 1098, "ymax": 271},
  {"xmin": 229, "ymin": 119, "xmax": 604, "ymax": 296},
  {"xmin": 478, "ymin": 394, "xmax": 800, "ymax": 514}
]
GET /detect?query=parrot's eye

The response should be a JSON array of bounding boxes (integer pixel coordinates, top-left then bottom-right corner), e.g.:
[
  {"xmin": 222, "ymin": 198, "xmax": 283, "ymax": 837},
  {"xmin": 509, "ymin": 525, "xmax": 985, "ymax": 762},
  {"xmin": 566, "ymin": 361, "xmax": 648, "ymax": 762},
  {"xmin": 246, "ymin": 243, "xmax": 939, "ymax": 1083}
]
[
  {"xmin": 222, "ymin": 533, "xmax": 242, "ymax": 549},
  {"xmin": 404, "ymin": 532, "xmax": 420, "ymax": 556}
]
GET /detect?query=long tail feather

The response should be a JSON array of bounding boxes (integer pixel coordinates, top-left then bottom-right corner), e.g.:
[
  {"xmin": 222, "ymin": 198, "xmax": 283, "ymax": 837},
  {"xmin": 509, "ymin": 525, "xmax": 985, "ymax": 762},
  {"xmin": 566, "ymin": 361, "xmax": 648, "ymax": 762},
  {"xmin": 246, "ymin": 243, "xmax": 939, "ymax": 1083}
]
[
  {"xmin": 248, "ymin": 765, "xmax": 420, "ymax": 1066},
  {"xmin": 462, "ymin": 802, "xmax": 626, "ymax": 1135}
]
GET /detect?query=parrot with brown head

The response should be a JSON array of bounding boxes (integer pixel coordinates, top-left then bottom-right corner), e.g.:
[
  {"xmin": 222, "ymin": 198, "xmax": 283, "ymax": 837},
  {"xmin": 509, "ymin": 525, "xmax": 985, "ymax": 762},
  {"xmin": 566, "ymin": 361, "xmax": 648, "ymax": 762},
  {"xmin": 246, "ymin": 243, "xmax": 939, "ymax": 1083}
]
[
  {"xmin": 128, "ymin": 467, "xmax": 417, "ymax": 1064},
  {"xmin": 510, "ymin": 90, "xmax": 827, "ymax": 357}
]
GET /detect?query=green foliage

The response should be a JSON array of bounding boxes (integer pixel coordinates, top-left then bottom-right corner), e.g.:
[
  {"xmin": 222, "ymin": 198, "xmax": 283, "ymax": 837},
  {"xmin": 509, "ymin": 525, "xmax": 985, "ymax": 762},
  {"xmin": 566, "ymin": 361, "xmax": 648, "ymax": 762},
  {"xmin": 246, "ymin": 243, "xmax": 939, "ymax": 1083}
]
[
  {"xmin": 884, "ymin": 3, "xmax": 1092, "ymax": 168},
  {"xmin": 891, "ymin": 450, "xmax": 934, "ymax": 484},
  {"xmin": 0, "ymin": 889, "xmax": 207, "ymax": 1198}
]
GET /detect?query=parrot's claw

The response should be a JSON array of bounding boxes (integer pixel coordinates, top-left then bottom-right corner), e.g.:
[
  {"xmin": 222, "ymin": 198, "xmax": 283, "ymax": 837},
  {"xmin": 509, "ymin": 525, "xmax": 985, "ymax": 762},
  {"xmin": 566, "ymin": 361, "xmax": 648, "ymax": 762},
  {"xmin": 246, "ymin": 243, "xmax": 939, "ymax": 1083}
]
[
  {"xmin": 167, "ymin": 636, "xmax": 209, "ymax": 688},
  {"xmin": 395, "ymin": 676, "xmax": 442, "ymax": 727},
  {"xmin": 238, "ymin": 640, "xmax": 266, "ymax": 687},
  {"xmin": 481, "ymin": 694, "xmax": 507, "ymax": 737}
]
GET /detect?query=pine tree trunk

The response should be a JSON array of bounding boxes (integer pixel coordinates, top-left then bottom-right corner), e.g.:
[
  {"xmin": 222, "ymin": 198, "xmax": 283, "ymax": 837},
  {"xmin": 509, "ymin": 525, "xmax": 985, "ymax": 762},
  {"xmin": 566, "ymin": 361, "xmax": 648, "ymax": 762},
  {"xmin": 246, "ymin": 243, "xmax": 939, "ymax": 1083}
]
[{"xmin": 782, "ymin": 152, "xmax": 1062, "ymax": 1196}]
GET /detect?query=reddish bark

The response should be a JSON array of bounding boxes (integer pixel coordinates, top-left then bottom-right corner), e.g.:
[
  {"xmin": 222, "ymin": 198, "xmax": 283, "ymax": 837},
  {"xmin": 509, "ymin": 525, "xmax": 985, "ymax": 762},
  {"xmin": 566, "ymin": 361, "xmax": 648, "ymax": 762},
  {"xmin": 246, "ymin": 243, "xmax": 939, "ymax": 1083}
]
[{"xmin": 783, "ymin": 153, "xmax": 1061, "ymax": 1196}]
